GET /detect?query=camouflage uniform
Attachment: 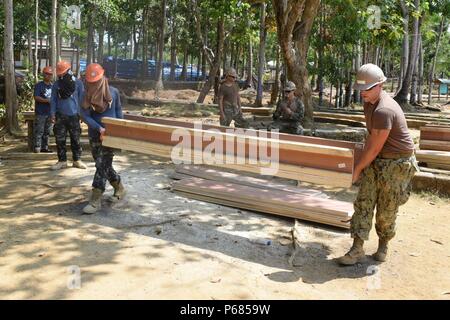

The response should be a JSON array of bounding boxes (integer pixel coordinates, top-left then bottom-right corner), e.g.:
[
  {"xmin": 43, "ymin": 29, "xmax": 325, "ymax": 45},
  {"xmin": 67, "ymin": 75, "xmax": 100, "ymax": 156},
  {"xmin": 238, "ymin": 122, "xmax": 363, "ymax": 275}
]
[
  {"xmin": 351, "ymin": 155, "xmax": 419, "ymax": 241},
  {"xmin": 220, "ymin": 102, "xmax": 249, "ymax": 128},
  {"xmin": 89, "ymin": 133, "xmax": 120, "ymax": 192},
  {"xmin": 34, "ymin": 115, "xmax": 52, "ymax": 150},
  {"xmin": 270, "ymin": 97, "xmax": 305, "ymax": 135},
  {"xmin": 53, "ymin": 113, "xmax": 82, "ymax": 162}
]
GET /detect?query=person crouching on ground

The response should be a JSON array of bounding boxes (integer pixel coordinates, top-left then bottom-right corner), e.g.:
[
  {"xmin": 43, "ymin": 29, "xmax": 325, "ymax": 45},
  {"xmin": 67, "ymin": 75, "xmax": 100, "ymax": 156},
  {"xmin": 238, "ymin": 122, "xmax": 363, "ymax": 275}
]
[
  {"xmin": 80, "ymin": 63, "xmax": 126, "ymax": 214},
  {"xmin": 270, "ymin": 81, "xmax": 305, "ymax": 135},
  {"xmin": 50, "ymin": 60, "xmax": 87, "ymax": 170}
]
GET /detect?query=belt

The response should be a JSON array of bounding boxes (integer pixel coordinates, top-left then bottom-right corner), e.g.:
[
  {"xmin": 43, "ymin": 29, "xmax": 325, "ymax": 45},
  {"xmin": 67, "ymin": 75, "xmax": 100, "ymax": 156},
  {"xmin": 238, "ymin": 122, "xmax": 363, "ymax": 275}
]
[{"xmin": 379, "ymin": 151, "xmax": 414, "ymax": 160}]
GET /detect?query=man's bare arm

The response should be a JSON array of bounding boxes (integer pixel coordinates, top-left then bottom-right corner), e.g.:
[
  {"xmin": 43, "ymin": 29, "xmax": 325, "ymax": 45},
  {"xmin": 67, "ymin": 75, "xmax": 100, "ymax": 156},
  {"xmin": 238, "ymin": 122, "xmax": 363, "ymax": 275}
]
[
  {"xmin": 353, "ymin": 128, "xmax": 390, "ymax": 183},
  {"xmin": 34, "ymin": 96, "xmax": 50, "ymax": 104},
  {"xmin": 219, "ymin": 96, "xmax": 225, "ymax": 117}
]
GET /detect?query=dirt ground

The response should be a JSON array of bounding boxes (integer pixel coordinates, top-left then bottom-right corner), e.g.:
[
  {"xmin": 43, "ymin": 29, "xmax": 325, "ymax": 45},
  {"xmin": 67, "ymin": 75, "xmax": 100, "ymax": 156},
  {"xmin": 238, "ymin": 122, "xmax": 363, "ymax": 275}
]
[
  {"xmin": 0, "ymin": 142, "xmax": 449, "ymax": 300},
  {"xmin": 1, "ymin": 92, "xmax": 449, "ymax": 300}
]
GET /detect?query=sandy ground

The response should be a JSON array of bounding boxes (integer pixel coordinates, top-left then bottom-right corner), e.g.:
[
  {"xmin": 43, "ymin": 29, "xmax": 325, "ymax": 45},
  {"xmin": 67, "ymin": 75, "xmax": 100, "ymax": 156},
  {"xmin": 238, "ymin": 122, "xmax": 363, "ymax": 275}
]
[
  {"xmin": 0, "ymin": 142, "xmax": 449, "ymax": 299},
  {"xmin": 1, "ymin": 92, "xmax": 449, "ymax": 300}
]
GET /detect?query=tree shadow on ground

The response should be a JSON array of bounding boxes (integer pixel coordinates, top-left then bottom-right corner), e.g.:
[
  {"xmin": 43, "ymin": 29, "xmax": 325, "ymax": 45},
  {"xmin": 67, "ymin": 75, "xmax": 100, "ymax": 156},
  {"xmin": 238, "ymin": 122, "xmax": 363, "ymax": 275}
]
[{"xmin": 1, "ymin": 151, "xmax": 371, "ymax": 299}]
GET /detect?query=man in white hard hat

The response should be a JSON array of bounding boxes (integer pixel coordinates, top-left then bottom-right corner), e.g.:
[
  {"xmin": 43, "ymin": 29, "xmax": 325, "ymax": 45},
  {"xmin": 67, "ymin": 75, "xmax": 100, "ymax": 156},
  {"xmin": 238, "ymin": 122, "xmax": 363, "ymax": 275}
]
[{"xmin": 338, "ymin": 63, "xmax": 419, "ymax": 266}]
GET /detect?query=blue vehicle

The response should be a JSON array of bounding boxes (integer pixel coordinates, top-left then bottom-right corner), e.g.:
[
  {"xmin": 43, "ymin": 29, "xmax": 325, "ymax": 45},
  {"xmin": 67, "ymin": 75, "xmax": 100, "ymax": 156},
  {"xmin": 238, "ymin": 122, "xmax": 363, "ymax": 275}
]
[
  {"xmin": 79, "ymin": 59, "xmax": 87, "ymax": 73},
  {"xmin": 101, "ymin": 57, "xmax": 205, "ymax": 81}
]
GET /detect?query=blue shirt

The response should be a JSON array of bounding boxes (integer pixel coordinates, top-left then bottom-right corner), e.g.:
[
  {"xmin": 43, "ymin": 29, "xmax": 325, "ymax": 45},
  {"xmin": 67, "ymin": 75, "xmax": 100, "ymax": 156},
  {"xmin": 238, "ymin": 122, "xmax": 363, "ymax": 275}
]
[
  {"xmin": 50, "ymin": 78, "xmax": 85, "ymax": 117},
  {"xmin": 34, "ymin": 81, "xmax": 53, "ymax": 116},
  {"xmin": 80, "ymin": 86, "xmax": 123, "ymax": 138}
]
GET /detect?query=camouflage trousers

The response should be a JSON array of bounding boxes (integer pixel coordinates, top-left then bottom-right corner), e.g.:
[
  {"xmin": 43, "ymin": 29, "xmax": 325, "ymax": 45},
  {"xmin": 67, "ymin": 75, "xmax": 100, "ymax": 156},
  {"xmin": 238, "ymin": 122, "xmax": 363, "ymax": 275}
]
[
  {"xmin": 34, "ymin": 114, "xmax": 52, "ymax": 150},
  {"xmin": 90, "ymin": 135, "xmax": 120, "ymax": 192},
  {"xmin": 220, "ymin": 104, "xmax": 249, "ymax": 128},
  {"xmin": 53, "ymin": 113, "xmax": 82, "ymax": 162},
  {"xmin": 269, "ymin": 120, "xmax": 304, "ymax": 135},
  {"xmin": 351, "ymin": 155, "xmax": 419, "ymax": 241}
]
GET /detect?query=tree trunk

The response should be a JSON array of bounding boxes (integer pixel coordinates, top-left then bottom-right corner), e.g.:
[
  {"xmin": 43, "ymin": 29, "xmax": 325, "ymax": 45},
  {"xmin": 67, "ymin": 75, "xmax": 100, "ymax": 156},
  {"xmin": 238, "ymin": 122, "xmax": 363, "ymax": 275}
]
[
  {"xmin": 132, "ymin": 24, "xmax": 139, "ymax": 60},
  {"xmin": 56, "ymin": 3, "xmax": 62, "ymax": 61},
  {"xmin": 344, "ymin": 69, "xmax": 352, "ymax": 107},
  {"xmin": 255, "ymin": 2, "xmax": 266, "ymax": 107},
  {"xmin": 196, "ymin": 18, "xmax": 224, "ymax": 103},
  {"xmin": 86, "ymin": 11, "xmax": 94, "ymax": 65},
  {"xmin": 273, "ymin": 0, "xmax": 321, "ymax": 128},
  {"xmin": 201, "ymin": 51, "xmax": 206, "ymax": 81},
  {"xmin": 97, "ymin": 22, "xmax": 105, "ymax": 64},
  {"xmin": 213, "ymin": 21, "xmax": 224, "ymax": 103},
  {"xmin": 170, "ymin": 21, "xmax": 177, "ymax": 81},
  {"xmin": 270, "ymin": 46, "xmax": 280, "ymax": 106},
  {"xmin": 222, "ymin": 39, "xmax": 228, "ymax": 73},
  {"xmin": 51, "ymin": 0, "xmax": 57, "ymax": 79},
  {"xmin": 27, "ymin": 32, "xmax": 33, "ymax": 70},
  {"xmin": 107, "ymin": 26, "xmax": 111, "ymax": 56},
  {"xmin": 181, "ymin": 45, "xmax": 188, "ymax": 81},
  {"xmin": 141, "ymin": 6, "xmax": 149, "ymax": 78},
  {"xmin": 34, "ymin": 0, "xmax": 39, "ymax": 80},
  {"xmin": 75, "ymin": 38, "xmax": 80, "ymax": 77},
  {"xmin": 39, "ymin": 37, "xmax": 43, "ymax": 71},
  {"xmin": 410, "ymin": 31, "xmax": 421, "ymax": 105},
  {"xmin": 427, "ymin": 15, "xmax": 445, "ymax": 105},
  {"xmin": 317, "ymin": 4, "xmax": 325, "ymax": 105},
  {"xmin": 245, "ymin": 36, "xmax": 253, "ymax": 88},
  {"xmin": 395, "ymin": 0, "xmax": 419, "ymax": 105},
  {"xmin": 353, "ymin": 42, "xmax": 362, "ymax": 104},
  {"xmin": 155, "ymin": 0, "xmax": 166, "ymax": 94},
  {"xmin": 417, "ymin": 33, "xmax": 424, "ymax": 103},
  {"xmin": 3, "ymin": 0, "xmax": 19, "ymax": 133}
]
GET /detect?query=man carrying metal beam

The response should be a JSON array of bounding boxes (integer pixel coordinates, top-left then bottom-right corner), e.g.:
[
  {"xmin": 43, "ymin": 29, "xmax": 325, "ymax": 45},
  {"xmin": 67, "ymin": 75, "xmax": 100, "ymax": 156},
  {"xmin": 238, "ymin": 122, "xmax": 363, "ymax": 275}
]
[{"xmin": 338, "ymin": 64, "xmax": 419, "ymax": 266}]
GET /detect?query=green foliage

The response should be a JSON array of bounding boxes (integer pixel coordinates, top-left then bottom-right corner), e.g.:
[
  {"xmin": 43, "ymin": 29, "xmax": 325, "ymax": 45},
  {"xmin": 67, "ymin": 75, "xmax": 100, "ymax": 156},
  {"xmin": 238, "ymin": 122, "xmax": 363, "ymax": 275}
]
[
  {"xmin": 0, "ymin": 104, "xmax": 5, "ymax": 121},
  {"xmin": 17, "ymin": 73, "xmax": 36, "ymax": 113}
]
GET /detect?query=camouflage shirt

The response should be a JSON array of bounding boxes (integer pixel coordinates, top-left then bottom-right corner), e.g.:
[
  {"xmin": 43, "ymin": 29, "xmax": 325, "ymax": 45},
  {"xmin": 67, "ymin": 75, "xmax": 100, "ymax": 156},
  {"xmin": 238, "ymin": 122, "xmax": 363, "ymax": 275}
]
[{"xmin": 273, "ymin": 96, "xmax": 305, "ymax": 122}]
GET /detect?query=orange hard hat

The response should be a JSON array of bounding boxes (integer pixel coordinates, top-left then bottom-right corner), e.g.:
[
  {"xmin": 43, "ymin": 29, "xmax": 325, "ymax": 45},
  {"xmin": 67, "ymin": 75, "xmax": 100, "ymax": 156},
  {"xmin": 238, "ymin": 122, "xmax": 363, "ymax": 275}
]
[
  {"xmin": 56, "ymin": 60, "xmax": 71, "ymax": 76},
  {"xmin": 85, "ymin": 63, "xmax": 105, "ymax": 83},
  {"xmin": 43, "ymin": 66, "xmax": 53, "ymax": 75}
]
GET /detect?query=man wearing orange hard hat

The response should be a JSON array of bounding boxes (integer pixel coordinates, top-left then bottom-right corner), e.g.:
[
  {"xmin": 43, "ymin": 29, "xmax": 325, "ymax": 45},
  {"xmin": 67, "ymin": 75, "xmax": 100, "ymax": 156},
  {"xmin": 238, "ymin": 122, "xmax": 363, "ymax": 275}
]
[
  {"xmin": 80, "ymin": 63, "xmax": 125, "ymax": 215},
  {"xmin": 50, "ymin": 60, "xmax": 87, "ymax": 170},
  {"xmin": 33, "ymin": 66, "xmax": 54, "ymax": 153}
]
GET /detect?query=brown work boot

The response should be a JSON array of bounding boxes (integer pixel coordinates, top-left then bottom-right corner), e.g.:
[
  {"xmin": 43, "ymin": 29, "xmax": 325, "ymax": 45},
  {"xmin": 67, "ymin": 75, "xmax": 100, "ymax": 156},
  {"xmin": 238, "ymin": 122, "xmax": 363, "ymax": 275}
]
[
  {"xmin": 373, "ymin": 238, "xmax": 389, "ymax": 262},
  {"xmin": 110, "ymin": 180, "xmax": 126, "ymax": 202},
  {"xmin": 82, "ymin": 188, "xmax": 103, "ymax": 214},
  {"xmin": 337, "ymin": 236, "xmax": 365, "ymax": 266}
]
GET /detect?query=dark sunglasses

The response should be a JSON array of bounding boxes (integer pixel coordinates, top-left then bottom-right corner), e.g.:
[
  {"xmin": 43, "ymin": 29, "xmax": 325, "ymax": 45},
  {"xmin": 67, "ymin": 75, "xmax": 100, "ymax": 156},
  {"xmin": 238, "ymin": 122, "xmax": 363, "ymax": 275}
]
[{"xmin": 363, "ymin": 84, "xmax": 378, "ymax": 92}]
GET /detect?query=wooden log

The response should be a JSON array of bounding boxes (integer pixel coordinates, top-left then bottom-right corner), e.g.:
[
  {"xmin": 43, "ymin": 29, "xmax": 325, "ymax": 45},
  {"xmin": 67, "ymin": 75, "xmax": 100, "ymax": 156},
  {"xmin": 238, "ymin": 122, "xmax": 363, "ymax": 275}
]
[
  {"xmin": 171, "ymin": 178, "xmax": 352, "ymax": 228},
  {"xmin": 103, "ymin": 136, "xmax": 354, "ymax": 187},
  {"xmin": 103, "ymin": 117, "xmax": 356, "ymax": 172},
  {"xmin": 427, "ymin": 163, "xmax": 450, "ymax": 171},
  {"xmin": 175, "ymin": 165, "xmax": 329, "ymax": 198},
  {"xmin": 419, "ymin": 140, "xmax": 450, "ymax": 152},
  {"xmin": 102, "ymin": 116, "xmax": 360, "ymax": 187},
  {"xmin": 416, "ymin": 150, "xmax": 450, "ymax": 164},
  {"xmin": 420, "ymin": 126, "xmax": 450, "ymax": 142}
]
